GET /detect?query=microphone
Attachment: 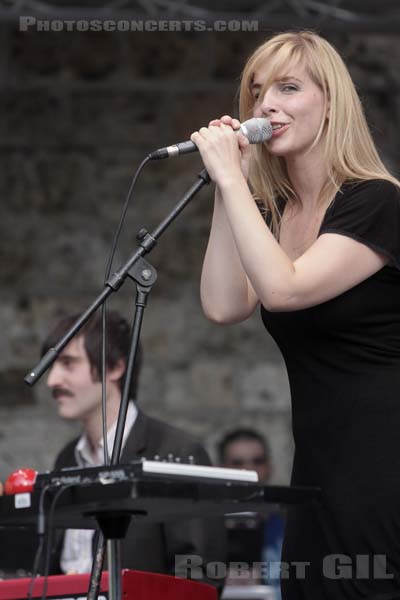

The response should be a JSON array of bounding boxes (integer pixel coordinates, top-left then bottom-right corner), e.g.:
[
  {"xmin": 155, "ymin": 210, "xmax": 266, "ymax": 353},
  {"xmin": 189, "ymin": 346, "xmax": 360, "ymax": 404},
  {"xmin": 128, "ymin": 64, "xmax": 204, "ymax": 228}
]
[{"xmin": 149, "ymin": 117, "xmax": 272, "ymax": 160}]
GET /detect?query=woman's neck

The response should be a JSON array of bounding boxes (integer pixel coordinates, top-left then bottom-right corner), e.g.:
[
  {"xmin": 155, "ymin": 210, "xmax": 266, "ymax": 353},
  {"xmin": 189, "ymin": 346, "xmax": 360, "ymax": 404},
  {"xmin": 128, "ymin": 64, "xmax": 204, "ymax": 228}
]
[{"xmin": 286, "ymin": 148, "xmax": 328, "ymax": 210}]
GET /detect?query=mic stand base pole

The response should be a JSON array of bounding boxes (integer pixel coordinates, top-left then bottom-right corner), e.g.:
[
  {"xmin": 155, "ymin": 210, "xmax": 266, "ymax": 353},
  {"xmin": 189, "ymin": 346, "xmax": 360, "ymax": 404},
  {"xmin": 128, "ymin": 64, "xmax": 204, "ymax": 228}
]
[
  {"xmin": 88, "ymin": 278, "xmax": 155, "ymax": 600},
  {"xmin": 108, "ymin": 540, "xmax": 122, "ymax": 600}
]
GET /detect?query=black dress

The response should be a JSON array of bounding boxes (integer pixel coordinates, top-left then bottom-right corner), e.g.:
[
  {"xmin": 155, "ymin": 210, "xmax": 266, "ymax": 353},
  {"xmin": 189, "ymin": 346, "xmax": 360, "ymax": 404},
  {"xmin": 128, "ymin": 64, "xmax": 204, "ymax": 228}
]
[{"xmin": 261, "ymin": 179, "xmax": 400, "ymax": 600}]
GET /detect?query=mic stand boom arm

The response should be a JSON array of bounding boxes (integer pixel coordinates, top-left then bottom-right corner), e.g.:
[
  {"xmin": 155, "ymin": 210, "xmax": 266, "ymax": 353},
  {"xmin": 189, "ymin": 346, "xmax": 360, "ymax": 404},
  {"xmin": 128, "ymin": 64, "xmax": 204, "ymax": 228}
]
[{"xmin": 24, "ymin": 168, "xmax": 210, "ymax": 387}]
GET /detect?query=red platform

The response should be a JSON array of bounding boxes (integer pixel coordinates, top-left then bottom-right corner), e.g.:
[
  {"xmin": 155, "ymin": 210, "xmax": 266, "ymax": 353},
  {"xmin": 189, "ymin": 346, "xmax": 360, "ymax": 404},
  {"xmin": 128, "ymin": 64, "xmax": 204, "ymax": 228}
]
[{"xmin": 0, "ymin": 570, "xmax": 217, "ymax": 600}]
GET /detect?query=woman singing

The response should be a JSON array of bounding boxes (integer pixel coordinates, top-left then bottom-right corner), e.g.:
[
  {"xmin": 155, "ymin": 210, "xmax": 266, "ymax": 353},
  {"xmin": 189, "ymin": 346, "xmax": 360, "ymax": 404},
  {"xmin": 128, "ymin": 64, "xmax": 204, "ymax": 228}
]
[{"xmin": 192, "ymin": 31, "xmax": 400, "ymax": 599}]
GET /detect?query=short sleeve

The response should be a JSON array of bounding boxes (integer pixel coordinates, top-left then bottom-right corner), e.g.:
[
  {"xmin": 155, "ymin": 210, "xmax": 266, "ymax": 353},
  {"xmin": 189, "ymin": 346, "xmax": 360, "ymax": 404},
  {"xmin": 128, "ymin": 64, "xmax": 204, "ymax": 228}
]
[{"xmin": 320, "ymin": 179, "xmax": 400, "ymax": 270}]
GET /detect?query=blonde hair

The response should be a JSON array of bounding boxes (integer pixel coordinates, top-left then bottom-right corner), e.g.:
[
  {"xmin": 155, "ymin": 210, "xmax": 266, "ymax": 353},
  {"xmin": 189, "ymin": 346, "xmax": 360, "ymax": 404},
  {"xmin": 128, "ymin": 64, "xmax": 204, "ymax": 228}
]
[{"xmin": 239, "ymin": 31, "xmax": 399, "ymax": 238}]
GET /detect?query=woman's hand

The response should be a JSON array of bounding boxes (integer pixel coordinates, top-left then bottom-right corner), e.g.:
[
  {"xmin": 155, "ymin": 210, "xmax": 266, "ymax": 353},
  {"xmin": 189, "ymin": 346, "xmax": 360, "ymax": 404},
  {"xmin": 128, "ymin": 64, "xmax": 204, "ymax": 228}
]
[{"xmin": 191, "ymin": 115, "xmax": 251, "ymax": 187}]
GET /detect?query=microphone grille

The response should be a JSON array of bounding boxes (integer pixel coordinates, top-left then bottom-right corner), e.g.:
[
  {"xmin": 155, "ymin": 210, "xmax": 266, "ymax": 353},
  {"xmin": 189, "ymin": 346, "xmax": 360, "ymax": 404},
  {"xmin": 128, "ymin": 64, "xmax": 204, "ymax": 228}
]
[{"xmin": 241, "ymin": 117, "xmax": 273, "ymax": 144}]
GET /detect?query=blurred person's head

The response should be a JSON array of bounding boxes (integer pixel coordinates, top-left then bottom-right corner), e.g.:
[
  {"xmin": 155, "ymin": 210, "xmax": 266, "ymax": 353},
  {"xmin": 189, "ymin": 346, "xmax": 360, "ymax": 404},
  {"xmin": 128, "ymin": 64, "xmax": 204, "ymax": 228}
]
[
  {"xmin": 218, "ymin": 428, "xmax": 272, "ymax": 483},
  {"xmin": 42, "ymin": 311, "xmax": 142, "ymax": 426}
]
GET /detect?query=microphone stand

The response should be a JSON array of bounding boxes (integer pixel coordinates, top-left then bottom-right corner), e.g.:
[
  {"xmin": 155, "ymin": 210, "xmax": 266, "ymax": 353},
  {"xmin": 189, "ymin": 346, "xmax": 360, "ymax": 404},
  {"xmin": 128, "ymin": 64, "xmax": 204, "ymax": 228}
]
[
  {"xmin": 25, "ymin": 167, "xmax": 210, "ymax": 387},
  {"xmin": 25, "ymin": 168, "xmax": 210, "ymax": 600}
]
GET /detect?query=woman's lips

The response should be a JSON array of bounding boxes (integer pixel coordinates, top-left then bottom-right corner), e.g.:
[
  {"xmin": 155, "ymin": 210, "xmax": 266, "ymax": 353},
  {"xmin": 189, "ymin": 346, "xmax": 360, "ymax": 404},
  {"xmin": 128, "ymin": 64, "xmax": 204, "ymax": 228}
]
[{"xmin": 270, "ymin": 123, "xmax": 290, "ymax": 138}]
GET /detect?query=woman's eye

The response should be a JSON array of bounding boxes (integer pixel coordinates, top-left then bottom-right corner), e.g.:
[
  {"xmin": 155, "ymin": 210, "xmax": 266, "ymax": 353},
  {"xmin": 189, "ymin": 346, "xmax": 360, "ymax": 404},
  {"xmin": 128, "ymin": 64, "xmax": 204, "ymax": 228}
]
[{"xmin": 281, "ymin": 84, "xmax": 298, "ymax": 92}]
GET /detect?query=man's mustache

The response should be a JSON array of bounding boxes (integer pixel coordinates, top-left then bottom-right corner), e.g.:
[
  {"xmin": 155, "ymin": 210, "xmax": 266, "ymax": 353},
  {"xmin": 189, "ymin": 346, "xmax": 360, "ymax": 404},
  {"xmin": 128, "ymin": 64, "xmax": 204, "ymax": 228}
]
[{"xmin": 51, "ymin": 387, "xmax": 74, "ymax": 399}]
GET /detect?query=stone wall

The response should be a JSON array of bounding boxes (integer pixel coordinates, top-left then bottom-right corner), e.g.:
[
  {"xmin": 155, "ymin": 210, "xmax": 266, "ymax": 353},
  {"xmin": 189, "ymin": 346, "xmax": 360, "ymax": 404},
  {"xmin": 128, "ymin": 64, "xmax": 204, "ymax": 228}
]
[{"xmin": 1, "ymin": 28, "xmax": 399, "ymax": 483}]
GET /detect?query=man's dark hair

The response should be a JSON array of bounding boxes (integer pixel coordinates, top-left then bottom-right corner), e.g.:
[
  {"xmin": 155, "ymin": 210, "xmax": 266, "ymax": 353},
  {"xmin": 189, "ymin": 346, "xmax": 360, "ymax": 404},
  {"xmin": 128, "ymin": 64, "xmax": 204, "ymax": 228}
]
[
  {"xmin": 41, "ymin": 310, "xmax": 142, "ymax": 399},
  {"xmin": 217, "ymin": 428, "xmax": 270, "ymax": 464}
]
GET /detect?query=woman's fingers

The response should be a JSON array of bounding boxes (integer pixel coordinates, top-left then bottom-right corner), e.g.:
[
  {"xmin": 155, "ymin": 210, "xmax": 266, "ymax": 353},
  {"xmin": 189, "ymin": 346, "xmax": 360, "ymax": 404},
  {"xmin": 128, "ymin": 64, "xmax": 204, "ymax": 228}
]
[
  {"xmin": 193, "ymin": 123, "xmax": 234, "ymax": 143},
  {"xmin": 190, "ymin": 123, "xmax": 240, "ymax": 169},
  {"xmin": 231, "ymin": 118, "xmax": 242, "ymax": 131},
  {"xmin": 199, "ymin": 126, "xmax": 209, "ymax": 135},
  {"xmin": 220, "ymin": 115, "xmax": 241, "ymax": 130},
  {"xmin": 207, "ymin": 116, "xmax": 242, "ymax": 131}
]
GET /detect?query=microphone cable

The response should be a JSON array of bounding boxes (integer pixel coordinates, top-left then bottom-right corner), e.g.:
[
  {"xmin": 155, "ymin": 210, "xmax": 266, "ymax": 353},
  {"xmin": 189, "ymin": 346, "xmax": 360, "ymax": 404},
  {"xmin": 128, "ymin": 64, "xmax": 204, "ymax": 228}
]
[
  {"xmin": 27, "ymin": 483, "xmax": 52, "ymax": 600},
  {"xmin": 40, "ymin": 483, "xmax": 75, "ymax": 600},
  {"xmin": 100, "ymin": 155, "xmax": 151, "ymax": 467},
  {"xmin": 88, "ymin": 154, "xmax": 151, "ymax": 600}
]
